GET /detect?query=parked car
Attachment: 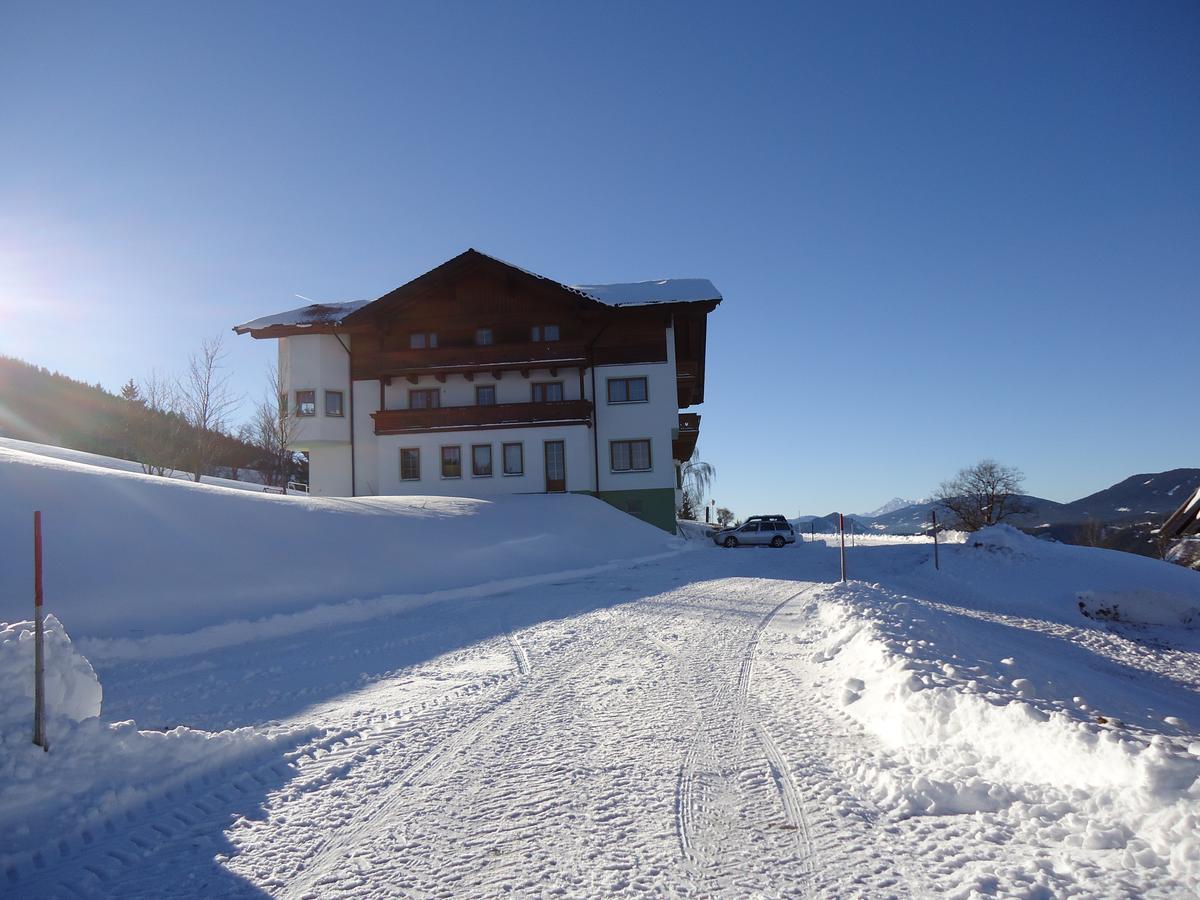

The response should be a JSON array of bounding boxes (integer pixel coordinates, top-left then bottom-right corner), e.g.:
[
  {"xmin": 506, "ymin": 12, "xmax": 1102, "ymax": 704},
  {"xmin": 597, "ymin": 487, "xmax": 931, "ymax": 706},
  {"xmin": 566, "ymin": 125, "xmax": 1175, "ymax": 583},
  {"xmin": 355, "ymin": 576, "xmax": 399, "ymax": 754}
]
[{"xmin": 713, "ymin": 516, "xmax": 796, "ymax": 548}]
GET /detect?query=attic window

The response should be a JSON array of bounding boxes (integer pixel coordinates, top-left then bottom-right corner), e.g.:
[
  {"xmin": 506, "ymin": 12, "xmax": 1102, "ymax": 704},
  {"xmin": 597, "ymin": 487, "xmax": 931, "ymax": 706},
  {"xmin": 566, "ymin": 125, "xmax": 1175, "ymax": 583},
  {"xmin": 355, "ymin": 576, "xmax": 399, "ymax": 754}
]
[
  {"xmin": 531, "ymin": 324, "xmax": 559, "ymax": 342},
  {"xmin": 410, "ymin": 332, "xmax": 438, "ymax": 349}
]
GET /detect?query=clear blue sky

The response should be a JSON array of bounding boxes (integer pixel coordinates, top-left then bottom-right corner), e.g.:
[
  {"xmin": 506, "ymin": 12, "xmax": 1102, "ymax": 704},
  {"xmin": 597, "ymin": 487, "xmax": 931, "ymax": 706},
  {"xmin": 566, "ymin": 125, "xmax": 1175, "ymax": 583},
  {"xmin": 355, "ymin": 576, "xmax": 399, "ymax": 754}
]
[{"xmin": 2, "ymin": 2, "xmax": 1196, "ymax": 516}]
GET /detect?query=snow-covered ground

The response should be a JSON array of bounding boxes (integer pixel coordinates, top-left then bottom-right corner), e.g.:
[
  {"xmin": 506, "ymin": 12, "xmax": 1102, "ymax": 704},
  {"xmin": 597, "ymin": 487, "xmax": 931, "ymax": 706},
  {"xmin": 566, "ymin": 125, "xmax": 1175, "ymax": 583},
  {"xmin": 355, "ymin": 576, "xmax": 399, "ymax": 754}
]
[
  {"xmin": 3, "ymin": 444, "xmax": 1200, "ymax": 897},
  {"xmin": 0, "ymin": 437, "xmax": 275, "ymax": 494}
]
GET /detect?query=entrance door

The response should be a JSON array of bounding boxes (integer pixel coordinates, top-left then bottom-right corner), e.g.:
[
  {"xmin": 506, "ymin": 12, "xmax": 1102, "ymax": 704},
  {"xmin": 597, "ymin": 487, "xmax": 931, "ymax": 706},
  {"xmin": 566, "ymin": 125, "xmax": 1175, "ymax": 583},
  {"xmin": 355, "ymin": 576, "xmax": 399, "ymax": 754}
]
[{"xmin": 544, "ymin": 440, "xmax": 566, "ymax": 493}]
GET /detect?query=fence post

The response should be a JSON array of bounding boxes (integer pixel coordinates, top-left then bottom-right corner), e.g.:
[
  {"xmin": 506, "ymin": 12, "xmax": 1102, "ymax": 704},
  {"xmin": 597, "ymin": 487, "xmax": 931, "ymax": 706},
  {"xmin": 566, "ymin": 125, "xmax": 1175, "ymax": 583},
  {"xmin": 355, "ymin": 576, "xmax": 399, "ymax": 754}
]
[
  {"xmin": 931, "ymin": 509, "xmax": 940, "ymax": 571},
  {"xmin": 33, "ymin": 511, "xmax": 47, "ymax": 751},
  {"xmin": 839, "ymin": 513, "xmax": 847, "ymax": 582}
]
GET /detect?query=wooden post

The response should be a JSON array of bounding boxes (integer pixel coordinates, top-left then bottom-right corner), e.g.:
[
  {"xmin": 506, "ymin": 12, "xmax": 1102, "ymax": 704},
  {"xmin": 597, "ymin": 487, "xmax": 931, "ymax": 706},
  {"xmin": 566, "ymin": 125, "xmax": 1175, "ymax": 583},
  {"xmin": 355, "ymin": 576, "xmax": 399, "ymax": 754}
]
[
  {"xmin": 33, "ymin": 511, "xmax": 47, "ymax": 751},
  {"xmin": 810, "ymin": 521, "xmax": 815, "ymax": 543},
  {"xmin": 931, "ymin": 509, "xmax": 940, "ymax": 571},
  {"xmin": 839, "ymin": 513, "xmax": 847, "ymax": 582}
]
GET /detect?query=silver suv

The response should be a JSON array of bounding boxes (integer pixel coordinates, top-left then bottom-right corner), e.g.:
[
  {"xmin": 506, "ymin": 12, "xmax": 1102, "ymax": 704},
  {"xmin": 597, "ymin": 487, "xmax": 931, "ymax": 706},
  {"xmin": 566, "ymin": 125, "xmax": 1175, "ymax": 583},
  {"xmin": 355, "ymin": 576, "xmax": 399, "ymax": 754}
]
[{"xmin": 713, "ymin": 516, "xmax": 796, "ymax": 548}]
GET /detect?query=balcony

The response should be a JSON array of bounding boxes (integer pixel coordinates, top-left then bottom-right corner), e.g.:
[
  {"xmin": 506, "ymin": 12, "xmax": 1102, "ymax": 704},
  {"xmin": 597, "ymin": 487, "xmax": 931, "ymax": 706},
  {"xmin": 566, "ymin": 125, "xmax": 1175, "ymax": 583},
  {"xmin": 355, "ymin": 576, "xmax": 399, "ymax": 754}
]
[
  {"xmin": 353, "ymin": 341, "xmax": 588, "ymax": 381},
  {"xmin": 372, "ymin": 400, "xmax": 593, "ymax": 435},
  {"xmin": 672, "ymin": 413, "xmax": 700, "ymax": 461}
]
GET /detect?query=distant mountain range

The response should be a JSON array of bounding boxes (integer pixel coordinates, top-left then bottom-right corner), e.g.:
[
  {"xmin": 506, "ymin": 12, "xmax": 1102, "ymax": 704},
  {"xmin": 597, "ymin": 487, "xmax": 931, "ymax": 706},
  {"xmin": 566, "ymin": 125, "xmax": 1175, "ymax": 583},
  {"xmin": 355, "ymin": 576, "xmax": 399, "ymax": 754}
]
[
  {"xmin": 798, "ymin": 469, "xmax": 1200, "ymax": 559},
  {"xmin": 855, "ymin": 497, "xmax": 929, "ymax": 518}
]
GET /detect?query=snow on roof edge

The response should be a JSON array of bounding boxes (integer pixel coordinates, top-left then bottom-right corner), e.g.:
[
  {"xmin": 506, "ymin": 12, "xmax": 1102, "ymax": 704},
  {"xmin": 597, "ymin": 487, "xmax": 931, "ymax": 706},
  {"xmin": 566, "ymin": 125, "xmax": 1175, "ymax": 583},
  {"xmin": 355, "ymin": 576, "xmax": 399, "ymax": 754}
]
[
  {"xmin": 571, "ymin": 278, "xmax": 722, "ymax": 306},
  {"xmin": 234, "ymin": 299, "xmax": 371, "ymax": 334}
]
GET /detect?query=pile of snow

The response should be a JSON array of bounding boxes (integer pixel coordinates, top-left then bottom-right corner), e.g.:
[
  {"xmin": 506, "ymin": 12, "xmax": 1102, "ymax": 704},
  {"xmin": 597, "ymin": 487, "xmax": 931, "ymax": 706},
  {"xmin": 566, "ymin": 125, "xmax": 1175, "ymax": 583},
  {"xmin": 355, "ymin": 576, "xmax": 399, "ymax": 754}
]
[
  {"xmin": 1078, "ymin": 589, "xmax": 1199, "ymax": 627},
  {"xmin": 0, "ymin": 614, "xmax": 312, "ymax": 871},
  {"xmin": 0, "ymin": 445, "xmax": 681, "ymax": 654},
  {"xmin": 792, "ymin": 529, "xmax": 1200, "ymax": 892},
  {"xmin": 0, "ymin": 615, "xmax": 101, "ymax": 732}
]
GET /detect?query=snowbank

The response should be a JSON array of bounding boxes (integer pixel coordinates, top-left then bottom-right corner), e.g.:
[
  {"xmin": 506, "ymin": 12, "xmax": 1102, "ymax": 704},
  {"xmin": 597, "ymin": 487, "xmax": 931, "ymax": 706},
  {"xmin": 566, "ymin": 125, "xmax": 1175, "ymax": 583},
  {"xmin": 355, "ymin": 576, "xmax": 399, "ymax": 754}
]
[
  {"xmin": 0, "ymin": 615, "xmax": 102, "ymax": 731},
  {"xmin": 0, "ymin": 436, "xmax": 274, "ymax": 493},
  {"xmin": 0, "ymin": 445, "xmax": 682, "ymax": 647},
  {"xmin": 0, "ymin": 614, "xmax": 314, "ymax": 871},
  {"xmin": 804, "ymin": 536, "xmax": 1200, "ymax": 891}
]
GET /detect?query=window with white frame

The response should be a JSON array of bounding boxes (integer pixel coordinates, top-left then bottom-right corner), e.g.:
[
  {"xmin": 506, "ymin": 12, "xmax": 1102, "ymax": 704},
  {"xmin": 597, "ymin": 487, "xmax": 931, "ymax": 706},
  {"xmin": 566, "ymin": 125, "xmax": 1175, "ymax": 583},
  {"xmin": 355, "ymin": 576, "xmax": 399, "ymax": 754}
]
[
  {"xmin": 502, "ymin": 442, "xmax": 524, "ymax": 475},
  {"xmin": 610, "ymin": 439, "xmax": 652, "ymax": 472},
  {"xmin": 475, "ymin": 384, "xmax": 496, "ymax": 406},
  {"xmin": 475, "ymin": 328, "xmax": 493, "ymax": 346},
  {"xmin": 607, "ymin": 377, "xmax": 648, "ymax": 404},
  {"xmin": 400, "ymin": 448, "xmax": 420, "ymax": 481},
  {"xmin": 472, "ymin": 444, "xmax": 493, "ymax": 477}
]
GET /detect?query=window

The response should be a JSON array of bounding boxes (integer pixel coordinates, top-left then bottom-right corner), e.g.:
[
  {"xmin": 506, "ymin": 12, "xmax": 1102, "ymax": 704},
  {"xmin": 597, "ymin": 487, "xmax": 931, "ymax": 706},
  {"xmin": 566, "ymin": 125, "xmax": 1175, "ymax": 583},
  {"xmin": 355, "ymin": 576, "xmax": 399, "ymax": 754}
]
[
  {"xmin": 531, "ymin": 324, "xmax": 560, "ymax": 342},
  {"xmin": 475, "ymin": 328, "xmax": 493, "ymax": 346},
  {"xmin": 475, "ymin": 385, "xmax": 496, "ymax": 406},
  {"xmin": 400, "ymin": 448, "xmax": 420, "ymax": 481},
  {"xmin": 610, "ymin": 439, "xmax": 652, "ymax": 472},
  {"xmin": 502, "ymin": 442, "xmax": 524, "ymax": 476},
  {"xmin": 531, "ymin": 381, "xmax": 564, "ymax": 403},
  {"xmin": 607, "ymin": 377, "xmax": 648, "ymax": 404},
  {"xmin": 325, "ymin": 390, "xmax": 344, "ymax": 417},
  {"xmin": 441, "ymin": 446, "xmax": 462, "ymax": 478},
  {"xmin": 410, "ymin": 389, "xmax": 440, "ymax": 409},
  {"xmin": 296, "ymin": 390, "xmax": 316, "ymax": 417},
  {"xmin": 472, "ymin": 444, "xmax": 493, "ymax": 477},
  {"xmin": 409, "ymin": 332, "xmax": 438, "ymax": 349}
]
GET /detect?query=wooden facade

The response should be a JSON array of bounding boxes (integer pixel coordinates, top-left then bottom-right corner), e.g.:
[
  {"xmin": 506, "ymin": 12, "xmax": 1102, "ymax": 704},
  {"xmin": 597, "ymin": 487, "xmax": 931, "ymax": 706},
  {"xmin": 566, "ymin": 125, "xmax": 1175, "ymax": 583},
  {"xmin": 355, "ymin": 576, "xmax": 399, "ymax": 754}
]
[{"xmin": 236, "ymin": 249, "xmax": 718, "ymax": 437}]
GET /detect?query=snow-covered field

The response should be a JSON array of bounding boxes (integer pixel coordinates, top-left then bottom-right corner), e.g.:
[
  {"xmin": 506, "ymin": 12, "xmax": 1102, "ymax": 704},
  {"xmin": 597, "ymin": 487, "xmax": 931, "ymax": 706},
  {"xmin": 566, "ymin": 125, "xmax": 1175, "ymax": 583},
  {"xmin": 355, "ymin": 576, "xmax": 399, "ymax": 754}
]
[{"xmin": 3, "ymin": 445, "xmax": 1200, "ymax": 897}]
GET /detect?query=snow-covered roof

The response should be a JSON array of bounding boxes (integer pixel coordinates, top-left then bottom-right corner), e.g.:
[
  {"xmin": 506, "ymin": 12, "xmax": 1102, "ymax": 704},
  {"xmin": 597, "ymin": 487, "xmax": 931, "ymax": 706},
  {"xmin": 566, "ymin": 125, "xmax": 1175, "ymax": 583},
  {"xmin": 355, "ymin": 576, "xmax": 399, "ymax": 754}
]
[
  {"xmin": 233, "ymin": 300, "xmax": 370, "ymax": 334},
  {"xmin": 571, "ymin": 279, "xmax": 722, "ymax": 306}
]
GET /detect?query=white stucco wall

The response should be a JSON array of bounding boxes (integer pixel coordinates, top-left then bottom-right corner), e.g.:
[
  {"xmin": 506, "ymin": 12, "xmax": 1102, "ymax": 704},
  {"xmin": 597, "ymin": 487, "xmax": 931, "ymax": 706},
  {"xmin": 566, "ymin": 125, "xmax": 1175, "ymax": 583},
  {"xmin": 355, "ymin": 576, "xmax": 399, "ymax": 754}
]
[
  {"xmin": 353, "ymin": 379, "xmax": 381, "ymax": 496},
  {"xmin": 590, "ymin": 321, "xmax": 678, "ymax": 494},
  {"xmin": 280, "ymin": 335, "xmax": 352, "ymax": 449},
  {"xmin": 307, "ymin": 444, "xmax": 353, "ymax": 497},
  {"xmin": 279, "ymin": 324, "xmax": 681, "ymax": 501},
  {"xmin": 371, "ymin": 424, "xmax": 593, "ymax": 497}
]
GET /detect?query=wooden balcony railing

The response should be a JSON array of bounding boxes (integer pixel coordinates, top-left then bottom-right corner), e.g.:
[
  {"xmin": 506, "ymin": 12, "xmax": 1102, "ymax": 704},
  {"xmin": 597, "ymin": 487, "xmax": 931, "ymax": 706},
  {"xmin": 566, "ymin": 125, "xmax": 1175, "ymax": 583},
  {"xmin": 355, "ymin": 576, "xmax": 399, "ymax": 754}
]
[
  {"xmin": 353, "ymin": 341, "xmax": 588, "ymax": 380},
  {"xmin": 372, "ymin": 400, "xmax": 593, "ymax": 435},
  {"xmin": 673, "ymin": 412, "xmax": 701, "ymax": 461}
]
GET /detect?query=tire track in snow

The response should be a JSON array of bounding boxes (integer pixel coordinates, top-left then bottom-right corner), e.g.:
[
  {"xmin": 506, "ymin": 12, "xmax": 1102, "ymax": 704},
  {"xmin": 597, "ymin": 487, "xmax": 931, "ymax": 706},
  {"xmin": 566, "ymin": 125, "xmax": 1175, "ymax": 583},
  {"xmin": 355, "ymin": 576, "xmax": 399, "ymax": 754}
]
[{"xmin": 674, "ymin": 582, "xmax": 819, "ymax": 894}]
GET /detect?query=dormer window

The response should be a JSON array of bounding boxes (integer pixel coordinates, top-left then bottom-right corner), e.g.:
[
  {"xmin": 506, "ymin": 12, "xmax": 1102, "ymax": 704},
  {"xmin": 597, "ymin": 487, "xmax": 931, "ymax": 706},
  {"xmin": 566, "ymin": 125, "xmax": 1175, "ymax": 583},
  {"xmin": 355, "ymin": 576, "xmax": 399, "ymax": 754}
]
[
  {"xmin": 475, "ymin": 328, "xmax": 493, "ymax": 346},
  {"xmin": 410, "ymin": 332, "xmax": 438, "ymax": 349},
  {"xmin": 531, "ymin": 324, "xmax": 559, "ymax": 342}
]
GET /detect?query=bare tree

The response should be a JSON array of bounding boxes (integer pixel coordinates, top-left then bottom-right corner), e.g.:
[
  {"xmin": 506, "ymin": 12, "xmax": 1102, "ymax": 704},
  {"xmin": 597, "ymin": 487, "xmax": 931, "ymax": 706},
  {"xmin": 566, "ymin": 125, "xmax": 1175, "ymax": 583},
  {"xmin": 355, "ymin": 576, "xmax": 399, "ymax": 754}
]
[
  {"xmin": 177, "ymin": 335, "xmax": 240, "ymax": 482},
  {"xmin": 681, "ymin": 449, "xmax": 715, "ymax": 508},
  {"xmin": 131, "ymin": 370, "xmax": 185, "ymax": 476},
  {"xmin": 248, "ymin": 362, "xmax": 301, "ymax": 490},
  {"xmin": 934, "ymin": 459, "xmax": 1031, "ymax": 532},
  {"xmin": 716, "ymin": 506, "xmax": 734, "ymax": 527}
]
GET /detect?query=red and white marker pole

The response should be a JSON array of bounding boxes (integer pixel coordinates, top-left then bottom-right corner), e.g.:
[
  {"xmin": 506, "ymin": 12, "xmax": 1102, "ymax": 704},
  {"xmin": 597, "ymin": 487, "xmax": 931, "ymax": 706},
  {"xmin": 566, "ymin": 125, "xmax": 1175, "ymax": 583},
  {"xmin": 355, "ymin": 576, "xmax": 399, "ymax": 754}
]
[
  {"xmin": 839, "ymin": 512, "xmax": 847, "ymax": 582},
  {"xmin": 931, "ymin": 509, "xmax": 940, "ymax": 571},
  {"xmin": 33, "ymin": 511, "xmax": 47, "ymax": 751}
]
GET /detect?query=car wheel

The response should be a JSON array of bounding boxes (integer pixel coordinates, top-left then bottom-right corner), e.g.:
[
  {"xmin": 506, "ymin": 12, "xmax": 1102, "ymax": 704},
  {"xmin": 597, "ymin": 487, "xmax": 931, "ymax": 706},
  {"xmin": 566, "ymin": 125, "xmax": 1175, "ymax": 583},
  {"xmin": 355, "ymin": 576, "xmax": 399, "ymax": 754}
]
[
  {"xmin": 724, "ymin": 536, "xmax": 738, "ymax": 548},
  {"xmin": 770, "ymin": 536, "xmax": 785, "ymax": 548}
]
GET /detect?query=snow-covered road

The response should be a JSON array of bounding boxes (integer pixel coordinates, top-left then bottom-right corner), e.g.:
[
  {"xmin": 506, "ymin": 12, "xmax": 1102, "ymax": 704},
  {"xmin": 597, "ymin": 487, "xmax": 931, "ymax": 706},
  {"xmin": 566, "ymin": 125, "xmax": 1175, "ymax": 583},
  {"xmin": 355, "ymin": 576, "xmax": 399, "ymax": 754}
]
[
  {"xmin": 12, "ymin": 535, "xmax": 1200, "ymax": 898},
  {"xmin": 15, "ymin": 546, "xmax": 921, "ymax": 898}
]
